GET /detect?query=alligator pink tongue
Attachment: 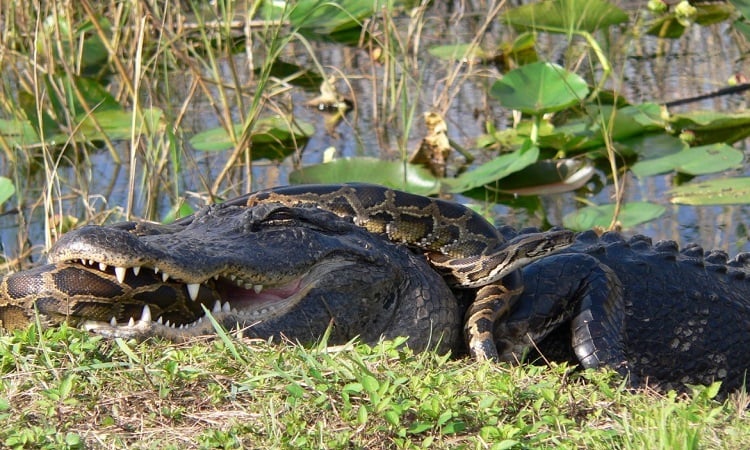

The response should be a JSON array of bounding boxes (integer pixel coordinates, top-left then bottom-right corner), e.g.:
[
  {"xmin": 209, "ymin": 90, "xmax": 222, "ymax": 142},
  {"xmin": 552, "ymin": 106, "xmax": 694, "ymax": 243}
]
[{"xmin": 218, "ymin": 278, "xmax": 303, "ymax": 308}]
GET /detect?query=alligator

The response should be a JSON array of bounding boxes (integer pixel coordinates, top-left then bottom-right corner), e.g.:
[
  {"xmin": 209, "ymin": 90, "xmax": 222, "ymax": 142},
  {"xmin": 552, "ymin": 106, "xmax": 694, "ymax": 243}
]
[{"xmin": 0, "ymin": 184, "xmax": 748, "ymax": 394}]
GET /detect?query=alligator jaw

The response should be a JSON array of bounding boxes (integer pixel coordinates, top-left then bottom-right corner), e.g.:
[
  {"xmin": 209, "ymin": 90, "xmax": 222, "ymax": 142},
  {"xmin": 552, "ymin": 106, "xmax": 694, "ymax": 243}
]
[{"xmin": 61, "ymin": 258, "xmax": 352, "ymax": 340}]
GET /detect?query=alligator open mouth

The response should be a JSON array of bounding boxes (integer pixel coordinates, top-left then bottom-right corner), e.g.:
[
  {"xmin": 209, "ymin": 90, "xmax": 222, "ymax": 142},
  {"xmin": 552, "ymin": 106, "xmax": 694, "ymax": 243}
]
[{"xmin": 59, "ymin": 258, "xmax": 320, "ymax": 340}]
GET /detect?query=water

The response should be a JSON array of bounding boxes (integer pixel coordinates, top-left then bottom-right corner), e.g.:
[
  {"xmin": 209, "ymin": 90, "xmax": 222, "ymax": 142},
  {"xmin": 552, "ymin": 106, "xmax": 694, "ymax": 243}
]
[{"xmin": 2, "ymin": 1, "xmax": 749, "ymax": 263}]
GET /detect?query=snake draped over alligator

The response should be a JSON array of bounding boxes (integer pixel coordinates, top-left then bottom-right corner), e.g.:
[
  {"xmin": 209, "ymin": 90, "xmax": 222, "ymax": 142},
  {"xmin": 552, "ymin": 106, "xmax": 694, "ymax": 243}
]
[{"xmin": 1, "ymin": 183, "xmax": 749, "ymax": 394}]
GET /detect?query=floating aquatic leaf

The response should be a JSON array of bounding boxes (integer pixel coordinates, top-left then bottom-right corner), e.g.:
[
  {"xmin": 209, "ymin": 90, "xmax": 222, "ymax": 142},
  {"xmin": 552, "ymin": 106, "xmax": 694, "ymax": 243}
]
[
  {"xmin": 631, "ymin": 143, "xmax": 743, "ymax": 177},
  {"xmin": 0, "ymin": 119, "xmax": 40, "ymax": 148},
  {"xmin": 503, "ymin": 0, "xmax": 628, "ymax": 34},
  {"xmin": 444, "ymin": 140, "xmax": 539, "ymax": 193},
  {"xmin": 669, "ymin": 109, "xmax": 750, "ymax": 145},
  {"xmin": 490, "ymin": 62, "xmax": 589, "ymax": 115},
  {"xmin": 563, "ymin": 202, "xmax": 665, "ymax": 230},
  {"xmin": 189, "ymin": 116, "xmax": 314, "ymax": 160},
  {"xmin": 289, "ymin": 157, "xmax": 440, "ymax": 195},
  {"xmin": 0, "ymin": 177, "xmax": 15, "ymax": 205},
  {"xmin": 669, "ymin": 177, "xmax": 750, "ymax": 205}
]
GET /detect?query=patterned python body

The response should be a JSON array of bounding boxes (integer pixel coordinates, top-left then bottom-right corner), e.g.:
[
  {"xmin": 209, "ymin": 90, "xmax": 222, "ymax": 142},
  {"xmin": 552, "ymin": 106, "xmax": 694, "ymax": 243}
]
[{"xmin": 0, "ymin": 184, "xmax": 575, "ymax": 360}]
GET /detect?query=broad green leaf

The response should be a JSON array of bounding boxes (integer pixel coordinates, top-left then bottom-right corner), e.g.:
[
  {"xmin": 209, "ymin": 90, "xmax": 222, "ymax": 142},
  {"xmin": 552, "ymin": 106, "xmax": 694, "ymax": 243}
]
[
  {"xmin": 503, "ymin": 0, "xmax": 628, "ymax": 34},
  {"xmin": 0, "ymin": 177, "xmax": 15, "ymax": 204},
  {"xmin": 490, "ymin": 62, "xmax": 589, "ymax": 115},
  {"xmin": 563, "ymin": 202, "xmax": 665, "ymax": 230},
  {"xmin": 189, "ymin": 116, "xmax": 314, "ymax": 160},
  {"xmin": 428, "ymin": 44, "xmax": 490, "ymax": 62},
  {"xmin": 75, "ymin": 108, "xmax": 164, "ymax": 141},
  {"xmin": 620, "ymin": 133, "xmax": 687, "ymax": 160},
  {"xmin": 631, "ymin": 143, "xmax": 743, "ymax": 178},
  {"xmin": 444, "ymin": 140, "xmax": 539, "ymax": 193},
  {"xmin": 544, "ymin": 103, "xmax": 665, "ymax": 152},
  {"xmin": 730, "ymin": 0, "xmax": 750, "ymax": 20},
  {"xmin": 669, "ymin": 177, "xmax": 750, "ymax": 205},
  {"xmin": 289, "ymin": 157, "xmax": 440, "ymax": 195},
  {"xmin": 669, "ymin": 109, "xmax": 750, "ymax": 145},
  {"xmin": 0, "ymin": 119, "xmax": 40, "ymax": 147}
]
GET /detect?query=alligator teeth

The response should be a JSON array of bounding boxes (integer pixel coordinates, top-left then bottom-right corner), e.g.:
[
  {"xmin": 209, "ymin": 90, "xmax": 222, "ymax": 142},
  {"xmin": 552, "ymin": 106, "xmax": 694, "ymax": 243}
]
[
  {"xmin": 165, "ymin": 320, "xmax": 171, "ymax": 328},
  {"xmin": 133, "ymin": 266, "xmax": 141, "ymax": 276},
  {"xmin": 110, "ymin": 316, "xmax": 117, "ymax": 326},
  {"xmin": 88, "ymin": 259, "xmax": 95, "ymax": 266},
  {"xmin": 154, "ymin": 266, "xmax": 160, "ymax": 274},
  {"xmin": 162, "ymin": 272, "xmax": 170, "ymax": 282},
  {"xmin": 140, "ymin": 305, "xmax": 152, "ymax": 323},
  {"xmin": 186, "ymin": 283, "xmax": 200, "ymax": 301},
  {"xmin": 114, "ymin": 266, "xmax": 127, "ymax": 284},
  {"xmin": 128, "ymin": 317, "xmax": 135, "ymax": 327},
  {"xmin": 243, "ymin": 282, "xmax": 253, "ymax": 290},
  {"xmin": 222, "ymin": 302, "xmax": 231, "ymax": 313},
  {"xmin": 157, "ymin": 316, "xmax": 163, "ymax": 325},
  {"xmin": 253, "ymin": 284, "xmax": 263, "ymax": 294},
  {"xmin": 212, "ymin": 300, "xmax": 222, "ymax": 313},
  {"xmin": 99, "ymin": 262, "xmax": 108, "ymax": 272}
]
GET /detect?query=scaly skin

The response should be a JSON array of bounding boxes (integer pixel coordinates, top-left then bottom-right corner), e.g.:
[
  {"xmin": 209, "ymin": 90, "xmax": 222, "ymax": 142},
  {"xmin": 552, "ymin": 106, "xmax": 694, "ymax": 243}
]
[{"xmin": 1, "ymin": 204, "xmax": 464, "ymax": 354}]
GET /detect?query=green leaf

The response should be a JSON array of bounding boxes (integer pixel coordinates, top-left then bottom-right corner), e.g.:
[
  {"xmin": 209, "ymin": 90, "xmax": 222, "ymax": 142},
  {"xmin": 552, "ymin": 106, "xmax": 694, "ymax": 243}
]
[
  {"xmin": 503, "ymin": 0, "xmax": 629, "ymax": 34},
  {"xmin": 289, "ymin": 157, "xmax": 440, "ymax": 195},
  {"xmin": 189, "ymin": 116, "xmax": 314, "ymax": 160},
  {"xmin": 75, "ymin": 108, "xmax": 164, "ymax": 141},
  {"xmin": 490, "ymin": 62, "xmax": 589, "ymax": 115},
  {"xmin": 669, "ymin": 109, "xmax": 750, "ymax": 145},
  {"xmin": 0, "ymin": 177, "xmax": 16, "ymax": 205},
  {"xmin": 444, "ymin": 141, "xmax": 539, "ymax": 193},
  {"xmin": 730, "ymin": 0, "xmax": 750, "ymax": 21},
  {"xmin": 669, "ymin": 177, "xmax": 750, "ymax": 205},
  {"xmin": 0, "ymin": 119, "xmax": 40, "ymax": 147},
  {"xmin": 563, "ymin": 202, "xmax": 665, "ymax": 230},
  {"xmin": 631, "ymin": 144, "xmax": 743, "ymax": 177}
]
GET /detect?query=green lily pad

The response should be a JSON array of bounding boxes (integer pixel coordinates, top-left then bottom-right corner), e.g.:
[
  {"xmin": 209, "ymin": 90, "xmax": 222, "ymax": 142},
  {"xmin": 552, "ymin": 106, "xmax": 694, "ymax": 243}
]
[
  {"xmin": 74, "ymin": 108, "xmax": 164, "ymax": 141},
  {"xmin": 543, "ymin": 103, "xmax": 665, "ymax": 153},
  {"xmin": 289, "ymin": 157, "xmax": 440, "ymax": 195},
  {"xmin": 444, "ymin": 140, "xmax": 539, "ymax": 193},
  {"xmin": 0, "ymin": 119, "xmax": 40, "ymax": 147},
  {"xmin": 503, "ymin": 0, "xmax": 628, "ymax": 34},
  {"xmin": 563, "ymin": 202, "xmax": 665, "ymax": 230},
  {"xmin": 189, "ymin": 116, "xmax": 314, "ymax": 160},
  {"xmin": 0, "ymin": 177, "xmax": 15, "ymax": 205},
  {"xmin": 490, "ymin": 62, "xmax": 589, "ymax": 115},
  {"xmin": 631, "ymin": 143, "xmax": 743, "ymax": 178},
  {"xmin": 669, "ymin": 177, "xmax": 750, "ymax": 205},
  {"xmin": 669, "ymin": 110, "xmax": 750, "ymax": 145}
]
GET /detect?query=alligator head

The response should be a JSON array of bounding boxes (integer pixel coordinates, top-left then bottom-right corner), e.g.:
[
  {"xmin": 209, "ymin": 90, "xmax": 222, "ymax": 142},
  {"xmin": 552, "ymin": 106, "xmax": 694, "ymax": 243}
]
[{"xmin": 0, "ymin": 202, "xmax": 462, "ymax": 352}]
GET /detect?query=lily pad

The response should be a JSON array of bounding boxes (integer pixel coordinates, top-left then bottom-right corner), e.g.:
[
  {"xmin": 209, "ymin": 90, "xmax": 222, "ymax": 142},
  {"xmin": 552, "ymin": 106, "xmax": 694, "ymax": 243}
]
[
  {"xmin": 444, "ymin": 141, "xmax": 539, "ymax": 193},
  {"xmin": 289, "ymin": 157, "xmax": 440, "ymax": 195},
  {"xmin": 189, "ymin": 116, "xmax": 314, "ymax": 160},
  {"xmin": 669, "ymin": 177, "xmax": 750, "ymax": 205},
  {"xmin": 668, "ymin": 110, "xmax": 750, "ymax": 145},
  {"xmin": 0, "ymin": 177, "xmax": 15, "ymax": 205},
  {"xmin": 0, "ymin": 119, "xmax": 40, "ymax": 148},
  {"xmin": 631, "ymin": 143, "xmax": 743, "ymax": 178},
  {"xmin": 74, "ymin": 108, "xmax": 164, "ymax": 142},
  {"xmin": 563, "ymin": 202, "xmax": 665, "ymax": 230},
  {"xmin": 490, "ymin": 62, "xmax": 589, "ymax": 115},
  {"xmin": 503, "ymin": 0, "xmax": 628, "ymax": 34}
]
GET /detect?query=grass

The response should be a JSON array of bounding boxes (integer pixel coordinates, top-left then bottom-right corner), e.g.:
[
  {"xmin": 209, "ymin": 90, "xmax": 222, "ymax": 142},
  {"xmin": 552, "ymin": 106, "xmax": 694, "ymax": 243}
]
[
  {"xmin": 1, "ymin": 1, "xmax": 750, "ymax": 448},
  {"xmin": 0, "ymin": 326, "xmax": 748, "ymax": 449}
]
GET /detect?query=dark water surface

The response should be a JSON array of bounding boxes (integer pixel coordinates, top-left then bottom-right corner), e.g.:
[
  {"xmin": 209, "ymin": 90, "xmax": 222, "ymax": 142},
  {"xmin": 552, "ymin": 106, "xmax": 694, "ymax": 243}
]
[{"xmin": 2, "ymin": 1, "xmax": 750, "ymax": 262}]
